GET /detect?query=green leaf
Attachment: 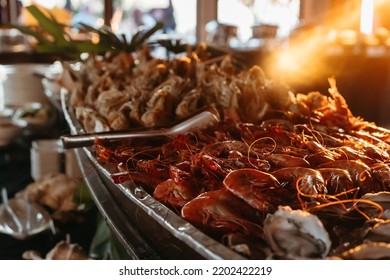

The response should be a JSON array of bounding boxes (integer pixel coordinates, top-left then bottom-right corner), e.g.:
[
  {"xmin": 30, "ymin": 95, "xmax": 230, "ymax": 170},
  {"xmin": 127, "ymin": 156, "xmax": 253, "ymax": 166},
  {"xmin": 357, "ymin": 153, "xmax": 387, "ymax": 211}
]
[
  {"xmin": 73, "ymin": 181, "xmax": 95, "ymax": 209},
  {"xmin": 78, "ymin": 23, "xmax": 123, "ymax": 51},
  {"xmin": 88, "ymin": 213, "xmax": 133, "ymax": 260},
  {"xmin": 130, "ymin": 22, "xmax": 163, "ymax": 51},
  {"xmin": 73, "ymin": 41, "xmax": 111, "ymax": 54},
  {"xmin": 6, "ymin": 24, "xmax": 49, "ymax": 44},
  {"xmin": 11, "ymin": 5, "xmax": 163, "ymax": 60},
  {"xmin": 26, "ymin": 5, "xmax": 68, "ymax": 45},
  {"xmin": 88, "ymin": 213, "xmax": 112, "ymax": 259},
  {"xmin": 35, "ymin": 44, "xmax": 65, "ymax": 53},
  {"xmin": 120, "ymin": 33, "xmax": 128, "ymax": 45},
  {"xmin": 151, "ymin": 38, "xmax": 188, "ymax": 54}
]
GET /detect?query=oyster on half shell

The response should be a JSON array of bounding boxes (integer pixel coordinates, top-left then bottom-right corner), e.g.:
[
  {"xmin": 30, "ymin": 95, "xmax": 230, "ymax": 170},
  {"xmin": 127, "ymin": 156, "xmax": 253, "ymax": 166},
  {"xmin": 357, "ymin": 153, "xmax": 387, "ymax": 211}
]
[{"xmin": 263, "ymin": 206, "xmax": 331, "ymax": 259}]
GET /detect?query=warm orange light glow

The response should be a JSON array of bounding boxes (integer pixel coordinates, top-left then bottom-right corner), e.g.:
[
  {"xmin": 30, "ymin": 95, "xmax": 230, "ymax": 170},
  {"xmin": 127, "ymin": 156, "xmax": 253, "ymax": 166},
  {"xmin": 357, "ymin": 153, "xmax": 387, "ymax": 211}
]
[
  {"xmin": 91, "ymin": 34, "xmax": 100, "ymax": 45},
  {"xmin": 360, "ymin": 0, "xmax": 374, "ymax": 35},
  {"xmin": 263, "ymin": 0, "xmax": 390, "ymax": 88},
  {"xmin": 267, "ymin": 26, "xmax": 331, "ymax": 87}
]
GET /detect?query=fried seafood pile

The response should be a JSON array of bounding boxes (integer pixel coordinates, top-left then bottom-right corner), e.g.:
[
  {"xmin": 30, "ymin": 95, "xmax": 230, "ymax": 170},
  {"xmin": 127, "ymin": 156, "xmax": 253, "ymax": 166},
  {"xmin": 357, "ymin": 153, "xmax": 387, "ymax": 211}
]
[
  {"xmin": 64, "ymin": 47, "xmax": 390, "ymax": 259},
  {"xmin": 60, "ymin": 45, "xmax": 292, "ymax": 132}
]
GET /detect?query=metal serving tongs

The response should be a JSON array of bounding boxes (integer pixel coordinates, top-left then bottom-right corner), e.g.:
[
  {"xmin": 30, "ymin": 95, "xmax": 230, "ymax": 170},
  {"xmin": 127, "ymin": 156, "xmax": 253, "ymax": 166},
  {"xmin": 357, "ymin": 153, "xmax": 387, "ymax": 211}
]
[{"xmin": 61, "ymin": 105, "xmax": 222, "ymax": 149}]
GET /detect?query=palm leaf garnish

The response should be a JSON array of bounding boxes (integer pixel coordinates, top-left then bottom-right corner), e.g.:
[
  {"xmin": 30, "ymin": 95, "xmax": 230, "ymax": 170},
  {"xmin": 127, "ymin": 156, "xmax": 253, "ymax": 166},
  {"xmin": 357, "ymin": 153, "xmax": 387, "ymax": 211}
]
[{"xmin": 9, "ymin": 5, "xmax": 163, "ymax": 60}]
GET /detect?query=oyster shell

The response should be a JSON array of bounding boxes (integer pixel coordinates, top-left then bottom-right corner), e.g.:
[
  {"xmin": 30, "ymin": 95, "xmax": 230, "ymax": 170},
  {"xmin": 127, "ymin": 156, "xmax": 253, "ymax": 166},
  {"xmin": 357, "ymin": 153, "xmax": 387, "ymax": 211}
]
[
  {"xmin": 341, "ymin": 241, "xmax": 390, "ymax": 260},
  {"xmin": 362, "ymin": 191, "xmax": 390, "ymax": 211},
  {"xmin": 365, "ymin": 220, "xmax": 390, "ymax": 243},
  {"xmin": 351, "ymin": 191, "xmax": 390, "ymax": 220},
  {"xmin": 263, "ymin": 205, "xmax": 331, "ymax": 259}
]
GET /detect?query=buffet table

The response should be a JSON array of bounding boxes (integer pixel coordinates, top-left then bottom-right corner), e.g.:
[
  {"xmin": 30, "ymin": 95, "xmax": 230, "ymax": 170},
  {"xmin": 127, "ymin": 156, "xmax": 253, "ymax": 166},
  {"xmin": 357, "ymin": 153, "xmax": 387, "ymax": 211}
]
[
  {"xmin": 0, "ymin": 121, "xmax": 97, "ymax": 260},
  {"xmin": 0, "ymin": 63, "xmax": 96, "ymax": 260}
]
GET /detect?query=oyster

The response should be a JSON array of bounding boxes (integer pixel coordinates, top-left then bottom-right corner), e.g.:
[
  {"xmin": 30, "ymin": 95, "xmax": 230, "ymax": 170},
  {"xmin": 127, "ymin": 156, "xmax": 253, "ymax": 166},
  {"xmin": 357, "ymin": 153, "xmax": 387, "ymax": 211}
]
[
  {"xmin": 359, "ymin": 191, "xmax": 390, "ymax": 220},
  {"xmin": 365, "ymin": 220, "xmax": 390, "ymax": 243},
  {"xmin": 361, "ymin": 191, "xmax": 390, "ymax": 211},
  {"xmin": 263, "ymin": 205, "xmax": 331, "ymax": 259}
]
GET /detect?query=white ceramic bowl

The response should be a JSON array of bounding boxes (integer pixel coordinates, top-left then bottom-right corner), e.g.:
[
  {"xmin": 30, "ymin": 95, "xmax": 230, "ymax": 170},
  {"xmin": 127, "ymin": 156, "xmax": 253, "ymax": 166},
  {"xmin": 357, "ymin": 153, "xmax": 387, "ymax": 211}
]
[
  {"xmin": 12, "ymin": 102, "xmax": 56, "ymax": 131},
  {"xmin": 0, "ymin": 118, "xmax": 26, "ymax": 147},
  {"xmin": 0, "ymin": 108, "xmax": 14, "ymax": 120}
]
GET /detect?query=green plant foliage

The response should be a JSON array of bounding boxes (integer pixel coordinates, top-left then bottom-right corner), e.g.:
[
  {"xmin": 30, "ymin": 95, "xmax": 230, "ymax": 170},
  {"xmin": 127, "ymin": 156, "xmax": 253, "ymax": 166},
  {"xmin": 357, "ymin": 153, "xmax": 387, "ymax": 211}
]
[{"xmin": 10, "ymin": 5, "xmax": 163, "ymax": 60}]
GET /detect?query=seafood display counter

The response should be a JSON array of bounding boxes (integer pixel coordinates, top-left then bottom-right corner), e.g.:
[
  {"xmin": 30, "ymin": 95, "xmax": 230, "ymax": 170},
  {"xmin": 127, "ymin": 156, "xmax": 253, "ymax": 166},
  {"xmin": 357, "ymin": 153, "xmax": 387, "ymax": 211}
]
[{"xmin": 59, "ymin": 45, "xmax": 390, "ymax": 260}]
